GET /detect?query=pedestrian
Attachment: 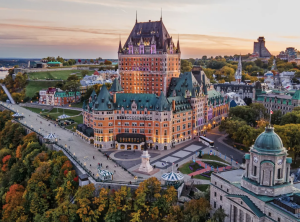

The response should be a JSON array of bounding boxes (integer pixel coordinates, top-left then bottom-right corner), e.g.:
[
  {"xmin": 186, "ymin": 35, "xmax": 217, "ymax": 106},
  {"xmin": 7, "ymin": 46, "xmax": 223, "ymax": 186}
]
[
  {"xmin": 90, "ymin": 164, "xmax": 91, "ymax": 167},
  {"xmin": 129, "ymin": 181, "xmax": 131, "ymax": 184},
  {"xmin": 114, "ymin": 164, "xmax": 116, "ymax": 168},
  {"xmin": 98, "ymin": 163, "xmax": 100, "ymax": 166},
  {"xmin": 101, "ymin": 163, "xmax": 102, "ymax": 167},
  {"xmin": 106, "ymin": 165, "xmax": 108, "ymax": 169},
  {"xmin": 114, "ymin": 170, "xmax": 116, "ymax": 173},
  {"xmin": 93, "ymin": 156, "xmax": 95, "ymax": 159}
]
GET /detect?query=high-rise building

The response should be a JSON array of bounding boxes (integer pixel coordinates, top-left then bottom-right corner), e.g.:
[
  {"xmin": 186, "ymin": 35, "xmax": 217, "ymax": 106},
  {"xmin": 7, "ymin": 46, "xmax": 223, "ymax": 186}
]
[
  {"xmin": 253, "ymin": 37, "xmax": 272, "ymax": 58},
  {"xmin": 118, "ymin": 16, "xmax": 181, "ymax": 96}
]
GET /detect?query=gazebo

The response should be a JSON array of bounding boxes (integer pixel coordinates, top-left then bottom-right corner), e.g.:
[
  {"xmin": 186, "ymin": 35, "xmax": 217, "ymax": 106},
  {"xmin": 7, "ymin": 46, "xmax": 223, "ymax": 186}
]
[
  {"xmin": 161, "ymin": 171, "xmax": 184, "ymax": 189},
  {"xmin": 58, "ymin": 114, "xmax": 70, "ymax": 119},
  {"xmin": 43, "ymin": 133, "xmax": 57, "ymax": 143},
  {"xmin": 12, "ymin": 112, "xmax": 24, "ymax": 119},
  {"xmin": 97, "ymin": 168, "xmax": 113, "ymax": 181}
]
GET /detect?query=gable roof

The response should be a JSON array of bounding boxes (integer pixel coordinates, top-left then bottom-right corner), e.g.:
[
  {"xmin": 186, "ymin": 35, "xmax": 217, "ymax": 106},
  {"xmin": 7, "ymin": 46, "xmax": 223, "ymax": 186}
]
[
  {"xmin": 93, "ymin": 85, "xmax": 113, "ymax": 111},
  {"xmin": 227, "ymin": 195, "xmax": 265, "ymax": 218}
]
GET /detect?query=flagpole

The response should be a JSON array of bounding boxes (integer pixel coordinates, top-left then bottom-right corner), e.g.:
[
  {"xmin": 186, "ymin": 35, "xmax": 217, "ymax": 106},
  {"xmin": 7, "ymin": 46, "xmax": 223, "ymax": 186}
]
[{"xmin": 269, "ymin": 99, "xmax": 272, "ymax": 127}]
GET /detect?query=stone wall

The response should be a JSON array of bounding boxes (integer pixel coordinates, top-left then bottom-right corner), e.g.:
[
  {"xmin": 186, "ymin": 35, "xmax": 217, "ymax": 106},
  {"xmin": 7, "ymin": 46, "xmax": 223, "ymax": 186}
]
[{"xmin": 20, "ymin": 103, "xmax": 53, "ymax": 110}]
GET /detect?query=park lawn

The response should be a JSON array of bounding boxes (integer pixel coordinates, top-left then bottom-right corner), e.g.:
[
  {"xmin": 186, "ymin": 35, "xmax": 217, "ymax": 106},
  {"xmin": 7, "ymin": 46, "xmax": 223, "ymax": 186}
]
[
  {"xmin": 201, "ymin": 160, "xmax": 227, "ymax": 168},
  {"xmin": 178, "ymin": 161, "xmax": 193, "ymax": 174},
  {"xmin": 25, "ymin": 81, "xmax": 62, "ymax": 98},
  {"xmin": 27, "ymin": 70, "xmax": 95, "ymax": 80},
  {"xmin": 70, "ymin": 102, "xmax": 83, "ymax": 108},
  {"xmin": 201, "ymin": 154, "xmax": 229, "ymax": 164},
  {"xmin": 23, "ymin": 107, "xmax": 51, "ymax": 114},
  {"xmin": 195, "ymin": 184, "xmax": 210, "ymax": 192},
  {"xmin": 194, "ymin": 174, "xmax": 210, "ymax": 180}
]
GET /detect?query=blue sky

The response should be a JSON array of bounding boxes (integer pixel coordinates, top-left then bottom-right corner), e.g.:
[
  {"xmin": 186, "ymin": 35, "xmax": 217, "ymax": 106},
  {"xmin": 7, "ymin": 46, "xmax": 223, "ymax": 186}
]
[{"xmin": 1, "ymin": 0, "xmax": 300, "ymax": 58}]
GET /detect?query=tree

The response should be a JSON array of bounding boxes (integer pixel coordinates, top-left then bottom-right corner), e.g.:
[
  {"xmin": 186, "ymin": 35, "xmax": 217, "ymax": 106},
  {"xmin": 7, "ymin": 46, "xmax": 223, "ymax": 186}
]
[
  {"xmin": 183, "ymin": 197, "xmax": 210, "ymax": 222},
  {"xmin": 81, "ymin": 70, "xmax": 89, "ymax": 78},
  {"xmin": 181, "ymin": 59, "xmax": 193, "ymax": 73},
  {"xmin": 271, "ymin": 110, "xmax": 283, "ymax": 125},
  {"xmin": 75, "ymin": 183, "xmax": 96, "ymax": 221},
  {"xmin": 67, "ymin": 75, "xmax": 79, "ymax": 81},
  {"xmin": 64, "ymin": 81, "xmax": 80, "ymax": 103},
  {"xmin": 104, "ymin": 60, "xmax": 112, "ymax": 65},
  {"xmin": 2, "ymin": 184, "xmax": 26, "ymax": 222},
  {"xmin": 90, "ymin": 59, "xmax": 94, "ymax": 63},
  {"xmin": 211, "ymin": 208, "xmax": 228, "ymax": 222}
]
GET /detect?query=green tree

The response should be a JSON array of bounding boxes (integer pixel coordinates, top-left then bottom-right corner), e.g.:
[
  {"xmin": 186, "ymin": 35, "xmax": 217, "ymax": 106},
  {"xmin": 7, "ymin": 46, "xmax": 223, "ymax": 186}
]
[
  {"xmin": 211, "ymin": 208, "xmax": 228, "ymax": 222},
  {"xmin": 181, "ymin": 59, "xmax": 193, "ymax": 73},
  {"xmin": 81, "ymin": 70, "xmax": 89, "ymax": 77},
  {"xmin": 183, "ymin": 197, "xmax": 210, "ymax": 222},
  {"xmin": 271, "ymin": 110, "xmax": 283, "ymax": 125}
]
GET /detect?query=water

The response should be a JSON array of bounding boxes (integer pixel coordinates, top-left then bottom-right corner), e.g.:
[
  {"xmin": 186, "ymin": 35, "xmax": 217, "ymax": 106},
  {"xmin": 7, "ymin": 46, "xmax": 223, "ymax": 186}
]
[{"xmin": 0, "ymin": 71, "xmax": 8, "ymax": 79}]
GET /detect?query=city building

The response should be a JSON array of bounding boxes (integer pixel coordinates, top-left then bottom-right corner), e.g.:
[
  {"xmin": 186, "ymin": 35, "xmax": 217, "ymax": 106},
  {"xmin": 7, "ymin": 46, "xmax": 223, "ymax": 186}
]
[
  {"xmin": 77, "ymin": 17, "xmax": 229, "ymax": 150},
  {"xmin": 210, "ymin": 125, "xmax": 300, "ymax": 222},
  {"xmin": 39, "ymin": 87, "xmax": 81, "ymax": 106},
  {"xmin": 253, "ymin": 37, "xmax": 272, "ymax": 58},
  {"xmin": 79, "ymin": 71, "xmax": 229, "ymax": 150},
  {"xmin": 118, "ymin": 16, "xmax": 181, "ymax": 96},
  {"xmin": 225, "ymin": 92, "xmax": 246, "ymax": 108},
  {"xmin": 214, "ymin": 55, "xmax": 258, "ymax": 102},
  {"xmin": 47, "ymin": 61, "xmax": 63, "ymax": 67},
  {"xmin": 256, "ymin": 90, "xmax": 300, "ymax": 115}
]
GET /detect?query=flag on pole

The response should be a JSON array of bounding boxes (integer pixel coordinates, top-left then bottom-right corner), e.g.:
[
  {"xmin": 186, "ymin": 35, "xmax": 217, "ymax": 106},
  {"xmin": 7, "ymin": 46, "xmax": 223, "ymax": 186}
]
[{"xmin": 270, "ymin": 110, "xmax": 273, "ymax": 114}]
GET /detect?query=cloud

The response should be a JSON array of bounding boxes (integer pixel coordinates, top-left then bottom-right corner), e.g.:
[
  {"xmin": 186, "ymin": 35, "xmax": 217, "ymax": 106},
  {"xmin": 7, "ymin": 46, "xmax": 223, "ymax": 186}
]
[
  {"xmin": 280, "ymin": 36, "xmax": 300, "ymax": 39},
  {"xmin": 0, "ymin": 34, "xmax": 36, "ymax": 40}
]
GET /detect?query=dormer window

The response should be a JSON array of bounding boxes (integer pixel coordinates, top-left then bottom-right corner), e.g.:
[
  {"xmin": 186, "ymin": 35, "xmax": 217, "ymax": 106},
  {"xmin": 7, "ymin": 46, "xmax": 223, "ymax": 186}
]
[{"xmin": 101, "ymin": 99, "xmax": 104, "ymax": 103}]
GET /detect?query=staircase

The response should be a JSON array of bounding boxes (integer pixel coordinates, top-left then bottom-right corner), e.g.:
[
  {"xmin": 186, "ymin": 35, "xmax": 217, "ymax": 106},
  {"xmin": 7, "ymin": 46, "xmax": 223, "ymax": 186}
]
[{"xmin": 1, "ymin": 84, "xmax": 15, "ymax": 104}]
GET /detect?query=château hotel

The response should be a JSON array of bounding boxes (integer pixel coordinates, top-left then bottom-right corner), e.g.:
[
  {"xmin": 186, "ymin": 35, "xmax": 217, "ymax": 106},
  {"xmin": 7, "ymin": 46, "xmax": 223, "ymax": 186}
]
[{"xmin": 77, "ymin": 17, "xmax": 229, "ymax": 150}]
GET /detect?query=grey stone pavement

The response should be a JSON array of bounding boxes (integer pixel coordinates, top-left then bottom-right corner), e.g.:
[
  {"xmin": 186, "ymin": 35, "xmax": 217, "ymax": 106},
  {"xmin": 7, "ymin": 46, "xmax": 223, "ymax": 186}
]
[{"xmin": 1, "ymin": 103, "xmax": 134, "ymax": 182}]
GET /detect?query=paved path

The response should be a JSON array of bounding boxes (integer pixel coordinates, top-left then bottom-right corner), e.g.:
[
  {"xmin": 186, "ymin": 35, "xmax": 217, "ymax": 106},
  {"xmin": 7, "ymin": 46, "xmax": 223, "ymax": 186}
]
[
  {"xmin": 206, "ymin": 127, "xmax": 245, "ymax": 163},
  {"xmin": 188, "ymin": 160, "xmax": 232, "ymax": 176},
  {"xmin": 1, "ymin": 84, "xmax": 15, "ymax": 104},
  {"xmin": 1, "ymin": 103, "xmax": 133, "ymax": 182}
]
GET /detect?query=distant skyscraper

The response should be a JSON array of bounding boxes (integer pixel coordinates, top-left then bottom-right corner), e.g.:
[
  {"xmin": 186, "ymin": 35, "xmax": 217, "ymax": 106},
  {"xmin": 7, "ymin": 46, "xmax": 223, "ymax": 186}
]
[
  {"xmin": 28, "ymin": 61, "xmax": 30, "ymax": 68},
  {"xmin": 253, "ymin": 37, "xmax": 272, "ymax": 58}
]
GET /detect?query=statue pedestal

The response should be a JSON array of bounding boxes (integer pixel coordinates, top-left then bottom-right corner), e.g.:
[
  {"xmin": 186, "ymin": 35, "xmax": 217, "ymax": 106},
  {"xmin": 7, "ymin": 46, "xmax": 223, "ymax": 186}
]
[{"xmin": 138, "ymin": 150, "xmax": 153, "ymax": 173}]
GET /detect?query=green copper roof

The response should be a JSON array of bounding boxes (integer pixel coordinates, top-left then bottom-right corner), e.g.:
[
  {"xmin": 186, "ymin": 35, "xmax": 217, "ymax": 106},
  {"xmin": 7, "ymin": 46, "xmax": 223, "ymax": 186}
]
[
  {"xmin": 286, "ymin": 157, "xmax": 292, "ymax": 164},
  {"xmin": 253, "ymin": 127, "xmax": 284, "ymax": 153},
  {"xmin": 94, "ymin": 85, "xmax": 113, "ymax": 111},
  {"xmin": 54, "ymin": 91, "xmax": 80, "ymax": 97},
  {"xmin": 167, "ymin": 72, "xmax": 201, "ymax": 97},
  {"xmin": 156, "ymin": 92, "xmax": 171, "ymax": 112},
  {"xmin": 292, "ymin": 90, "xmax": 300, "ymax": 100},
  {"xmin": 167, "ymin": 96, "xmax": 192, "ymax": 113},
  {"xmin": 245, "ymin": 153, "xmax": 250, "ymax": 160},
  {"xmin": 207, "ymin": 89, "xmax": 221, "ymax": 98},
  {"xmin": 227, "ymin": 195, "xmax": 265, "ymax": 218},
  {"xmin": 110, "ymin": 78, "xmax": 123, "ymax": 92}
]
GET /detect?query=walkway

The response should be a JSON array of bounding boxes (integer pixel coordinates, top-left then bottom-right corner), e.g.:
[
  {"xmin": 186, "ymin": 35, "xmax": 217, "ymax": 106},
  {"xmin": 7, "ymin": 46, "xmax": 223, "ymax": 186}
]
[
  {"xmin": 1, "ymin": 103, "xmax": 133, "ymax": 181},
  {"xmin": 188, "ymin": 160, "xmax": 232, "ymax": 177},
  {"xmin": 1, "ymin": 84, "xmax": 15, "ymax": 104}
]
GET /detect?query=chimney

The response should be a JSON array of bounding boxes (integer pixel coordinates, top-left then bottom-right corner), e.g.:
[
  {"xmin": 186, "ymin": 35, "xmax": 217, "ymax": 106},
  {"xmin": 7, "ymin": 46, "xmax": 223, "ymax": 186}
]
[
  {"xmin": 172, "ymin": 100, "xmax": 175, "ymax": 111},
  {"xmin": 113, "ymin": 93, "xmax": 116, "ymax": 103}
]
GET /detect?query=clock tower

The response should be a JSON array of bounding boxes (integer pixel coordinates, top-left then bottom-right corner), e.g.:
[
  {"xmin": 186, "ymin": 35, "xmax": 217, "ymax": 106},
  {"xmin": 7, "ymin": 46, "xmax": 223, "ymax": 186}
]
[{"xmin": 242, "ymin": 126, "xmax": 293, "ymax": 196}]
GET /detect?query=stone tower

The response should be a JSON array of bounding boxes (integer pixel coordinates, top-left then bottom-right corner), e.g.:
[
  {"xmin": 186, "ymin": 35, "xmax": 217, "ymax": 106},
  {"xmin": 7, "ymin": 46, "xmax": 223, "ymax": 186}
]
[
  {"xmin": 234, "ymin": 55, "xmax": 242, "ymax": 84},
  {"xmin": 253, "ymin": 37, "xmax": 272, "ymax": 58},
  {"xmin": 242, "ymin": 126, "xmax": 293, "ymax": 196}
]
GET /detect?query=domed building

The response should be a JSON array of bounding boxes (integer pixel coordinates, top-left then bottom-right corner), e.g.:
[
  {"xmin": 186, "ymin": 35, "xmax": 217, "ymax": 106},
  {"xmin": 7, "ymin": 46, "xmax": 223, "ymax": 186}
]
[{"xmin": 210, "ymin": 126, "xmax": 300, "ymax": 222}]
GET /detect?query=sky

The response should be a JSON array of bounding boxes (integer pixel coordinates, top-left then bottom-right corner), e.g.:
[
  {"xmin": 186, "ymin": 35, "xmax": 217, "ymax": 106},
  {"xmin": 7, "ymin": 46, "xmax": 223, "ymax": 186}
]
[{"xmin": 1, "ymin": 0, "xmax": 300, "ymax": 59}]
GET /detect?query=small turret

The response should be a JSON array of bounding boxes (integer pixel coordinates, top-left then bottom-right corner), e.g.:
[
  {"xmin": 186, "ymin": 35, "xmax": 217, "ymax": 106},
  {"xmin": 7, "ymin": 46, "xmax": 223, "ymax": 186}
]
[
  {"xmin": 128, "ymin": 37, "xmax": 133, "ymax": 54},
  {"xmin": 176, "ymin": 39, "xmax": 181, "ymax": 53},
  {"xmin": 118, "ymin": 40, "xmax": 123, "ymax": 53},
  {"xmin": 139, "ymin": 37, "xmax": 144, "ymax": 54},
  {"xmin": 150, "ymin": 35, "xmax": 156, "ymax": 54}
]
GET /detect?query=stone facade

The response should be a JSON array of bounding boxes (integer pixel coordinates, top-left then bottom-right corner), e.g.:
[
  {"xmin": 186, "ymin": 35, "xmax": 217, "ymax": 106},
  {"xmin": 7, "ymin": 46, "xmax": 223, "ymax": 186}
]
[
  {"xmin": 253, "ymin": 37, "xmax": 272, "ymax": 58},
  {"xmin": 210, "ymin": 126, "xmax": 300, "ymax": 222}
]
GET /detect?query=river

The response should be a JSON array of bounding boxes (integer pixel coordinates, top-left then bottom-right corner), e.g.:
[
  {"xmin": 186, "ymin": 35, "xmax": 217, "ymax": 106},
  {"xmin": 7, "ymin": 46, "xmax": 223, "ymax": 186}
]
[{"xmin": 0, "ymin": 71, "xmax": 8, "ymax": 79}]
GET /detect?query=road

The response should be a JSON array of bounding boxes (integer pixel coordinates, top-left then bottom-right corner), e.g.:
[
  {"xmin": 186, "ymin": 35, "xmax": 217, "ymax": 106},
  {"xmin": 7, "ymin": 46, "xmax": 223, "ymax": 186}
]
[{"xmin": 206, "ymin": 127, "xmax": 245, "ymax": 163}]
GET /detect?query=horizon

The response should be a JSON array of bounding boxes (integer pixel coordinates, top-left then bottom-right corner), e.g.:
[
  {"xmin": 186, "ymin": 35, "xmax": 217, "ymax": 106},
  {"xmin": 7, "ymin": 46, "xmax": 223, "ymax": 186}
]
[{"xmin": 1, "ymin": 0, "xmax": 300, "ymax": 59}]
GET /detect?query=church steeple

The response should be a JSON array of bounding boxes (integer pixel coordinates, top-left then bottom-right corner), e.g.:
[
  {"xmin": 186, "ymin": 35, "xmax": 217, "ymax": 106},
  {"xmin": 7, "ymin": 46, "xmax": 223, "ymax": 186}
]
[{"xmin": 235, "ymin": 55, "xmax": 242, "ymax": 84}]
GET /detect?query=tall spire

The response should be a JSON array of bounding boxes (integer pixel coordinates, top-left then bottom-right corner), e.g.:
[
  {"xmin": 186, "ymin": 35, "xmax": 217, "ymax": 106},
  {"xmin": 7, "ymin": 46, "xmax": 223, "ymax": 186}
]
[
  {"xmin": 160, "ymin": 8, "xmax": 162, "ymax": 21},
  {"xmin": 118, "ymin": 38, "xmax": 123, "ymax": 53},
  {"xmin": 136, "ymin": 10, "xmax": 137, "ymax": 23},
  {"xmin": 176, "ymin": 35, "xmax": 181, "ymax": 53},
  {"xmin": 234, "ymin": 54, "xmax": 242, "ymax": 83}
]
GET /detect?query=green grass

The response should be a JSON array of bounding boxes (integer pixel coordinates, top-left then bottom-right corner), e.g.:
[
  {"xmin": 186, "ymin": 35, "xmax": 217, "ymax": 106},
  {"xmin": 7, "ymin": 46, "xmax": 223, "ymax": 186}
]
[
  {"xmin": 25, "ymin": 81, "xmax": 62, "ymax": 98},
  {"xmin": 178, "ymin": 161, "xmax": 203, "ymax": 175},
  {"xmin": 194, "ymin": 174, "xmax": 210, "ymax": 180},
  {"xmin": 201, "ymin": 154, "xmax": 229, "ymax": 164},
  {"xmin": 195, "ymin": 184, "xmax": 210, "ymax": 192},
  {"xmin": 70, "ymin": 102, "xmax": 83, "ymax": 108},
  {"xmin": 201, "ymin": 161, "xmax": 227, "ymax": 168},
  {"xmin": 27, "ymin": 70, "xmax": 95, "ymax": 81},
  {"xmin": 23, "ymin": 107, "xmax": 51, "ymax": 114}
]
